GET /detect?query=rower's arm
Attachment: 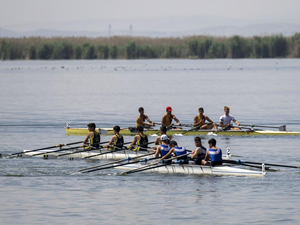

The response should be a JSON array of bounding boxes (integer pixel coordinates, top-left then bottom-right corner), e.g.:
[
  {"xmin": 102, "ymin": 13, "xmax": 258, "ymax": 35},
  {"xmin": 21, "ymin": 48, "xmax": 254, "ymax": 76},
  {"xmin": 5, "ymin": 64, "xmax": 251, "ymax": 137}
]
[
  {"xmin": 129, "ymin": 135, "xmax": 138, "ymax": 148},
  {"xmin": 233, "ymin": 119, "xmax": 240, "ymax": 126},
  {"xmin": 173, "ymin": 115, "xmax": 181, "ymax": 126},
  {"xmin": 154, "ymin": 146, "xmax": 161, "ymax": 158},
  {"xmin": 154, "ymin": 136, "xmax": 161, "ymax": 145},
  {"xmin": 204, "ymin": 150, "xmax": 210, "ymax": 161},
  {"xmin": 145, "ymin": 115, "xmax": 154, "ymax": 125},
  {"xmin": 83, "ymin": 132, "xmax": 92, "ymax": 145},
  {"xmin": 206, "ymin": 116, "xmax": 214, "ymax": 124},
  {"xmin": 190, "ymin": 147, "xmax": 199, "ymax": 159},
  {"xmin": 108, "ymin": 136, "xmax": 115, "ymax": 145}
]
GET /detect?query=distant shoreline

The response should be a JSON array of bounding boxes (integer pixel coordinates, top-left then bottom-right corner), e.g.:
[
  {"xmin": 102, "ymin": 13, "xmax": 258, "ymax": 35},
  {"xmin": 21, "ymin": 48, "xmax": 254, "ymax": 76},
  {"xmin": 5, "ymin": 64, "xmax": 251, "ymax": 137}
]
[{"xmin": 1, "ymin": 34, "xmax": 299, "ymax": 60}]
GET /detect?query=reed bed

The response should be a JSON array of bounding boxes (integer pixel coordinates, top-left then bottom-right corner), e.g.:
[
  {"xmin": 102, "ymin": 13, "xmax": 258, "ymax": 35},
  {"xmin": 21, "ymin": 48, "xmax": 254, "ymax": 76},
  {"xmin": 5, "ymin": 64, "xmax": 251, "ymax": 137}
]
[{"xmin": 0, "ymin": 34, "xmax": 299, "ymax": 60}]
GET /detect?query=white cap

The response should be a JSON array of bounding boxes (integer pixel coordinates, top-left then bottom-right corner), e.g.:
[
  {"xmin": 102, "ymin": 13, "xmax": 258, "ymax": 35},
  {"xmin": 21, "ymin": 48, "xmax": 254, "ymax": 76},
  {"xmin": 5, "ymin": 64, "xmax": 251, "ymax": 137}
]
[{"xmin": 161, "ymin": 134, "xmax": 169, "ymax": 141}]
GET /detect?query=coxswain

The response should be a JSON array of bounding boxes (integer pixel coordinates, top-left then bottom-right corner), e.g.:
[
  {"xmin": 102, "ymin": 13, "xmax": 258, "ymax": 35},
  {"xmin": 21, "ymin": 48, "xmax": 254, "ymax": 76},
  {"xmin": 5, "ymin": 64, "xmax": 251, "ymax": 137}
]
[
  {"xmin": 193, "ymin": 107, "xmax": 218, "ymax": 130},
  {"xmin": 219, "ymin": 106, "xmax": 241, "ymax": 130},
  {"xmin": 128, "ymin": 125, "xmax": 148, "ymax": 151},
  {"xmin": 136, "ymin": 107, "xmax": 155, "ymax": 129},
  {"xmin": 83, "ymin": 123, "xmax": 100, "ymax": 149},
  {"xmin": 161, "ymin": 106, "xmax": 181, "ymax": 128},
  {"xmin": 154, "ymin": 126, "xmax": 172, "ymax": 145},
  {"xmin": 154, "ymin": 134, "xmax": 172, "ymax": 164},
  {"xmin": 106, "ymin": 125, "xmax": 124, "ymax": 150},
  {"xmin": 202, "ymin": 138, "xmax": 222, "ymax": 166},
  {"xmin": 190, "ymin": 136, "xmax": 207, "ymax": 165}
]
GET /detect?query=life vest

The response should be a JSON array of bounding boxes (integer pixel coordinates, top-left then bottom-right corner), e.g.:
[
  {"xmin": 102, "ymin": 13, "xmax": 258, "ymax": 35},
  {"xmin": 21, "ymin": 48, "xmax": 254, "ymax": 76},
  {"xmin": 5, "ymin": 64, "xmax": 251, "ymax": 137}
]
[
  {"xmin": 160, "ymin": 144, "xmax": 171, "ymax": 157},
  {"xmin": 194, "ymin": 146, "xmax": 207, "ymax": 165},
  {"xmin": 174, "ymin": 146, "xmax": 187, "ymax": 159},
  {"xmin": 209, "ymin": 148, "xmax": 222, "ymax": 162},
  {"xmin": 109, "ymin": 134, "xmax": 124, "ymax": 150},
  {"xmin": 90, "ymin": 131, "xmax": 100, "ymax": 148},
  {"xmin": 137, "ymin": 133, "xmax": 148, "ymax": 149}
]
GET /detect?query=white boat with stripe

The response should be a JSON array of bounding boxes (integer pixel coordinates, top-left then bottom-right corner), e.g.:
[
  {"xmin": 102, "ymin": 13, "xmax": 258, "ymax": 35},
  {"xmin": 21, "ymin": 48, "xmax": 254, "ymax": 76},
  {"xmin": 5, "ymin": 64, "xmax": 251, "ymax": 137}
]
[{"xmin": 117, "ymin": 162, "xmax": 266, "ymax": 177}]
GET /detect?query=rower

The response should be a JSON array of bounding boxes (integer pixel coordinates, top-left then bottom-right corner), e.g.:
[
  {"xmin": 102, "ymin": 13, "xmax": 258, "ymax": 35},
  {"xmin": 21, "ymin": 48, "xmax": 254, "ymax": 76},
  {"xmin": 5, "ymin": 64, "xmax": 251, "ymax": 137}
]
[
  {"xmin": 193, "ymin": 107, "xmax": 218, "ymax": 130},
  {"xmin": 128, "ymin": 125, "xmax": 148, "ymax": 151},
  {"xmin": 106, "ymin": 125, "xmax": 124, "ymax": 150},
  {"xmin": 170, "ymin": 140, "xmax": 189, "ymax": 164},
  {"xmin": 83, "ymin": 123, "xmax": 100, "ymax": 149},
  {"xmin": 136, "ymin": 107, "xmax": 155, "ymax": 129},
  {"xmin": 190, "ymin": 136, "xmax": 207, "ymax": 165},
  {"xmin": 161, "ymin": 106, "xmax": 181, "ymax": 129},
  {"xmin": 154, "ymin": 134, "xmax": 172, "ymax": 164},
  {"xmin": 219, "ymin": 106, "xmax": 241, "ymax": 130},
  {"xmin": 154, "ymin": 126, "xmax": 172, "ymax": 145},
  {"xmin": 202, "ymin": 138, "xmax": 222, "ymax": 166}
]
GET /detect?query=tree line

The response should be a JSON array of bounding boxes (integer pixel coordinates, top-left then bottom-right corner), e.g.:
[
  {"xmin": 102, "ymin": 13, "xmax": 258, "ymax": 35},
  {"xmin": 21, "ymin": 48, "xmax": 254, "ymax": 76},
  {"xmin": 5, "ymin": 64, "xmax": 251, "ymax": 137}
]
[{"xmin": 0, "ymin": 34, "xmax": 300, "ymax": 60}]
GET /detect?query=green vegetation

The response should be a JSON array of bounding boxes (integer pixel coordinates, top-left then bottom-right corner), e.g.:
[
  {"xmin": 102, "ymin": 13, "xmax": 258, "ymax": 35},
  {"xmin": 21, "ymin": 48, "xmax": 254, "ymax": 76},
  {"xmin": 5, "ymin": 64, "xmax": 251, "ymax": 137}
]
[{"xmin": 1, "ymin": 34, "xmax": 300, "ymax": 60}]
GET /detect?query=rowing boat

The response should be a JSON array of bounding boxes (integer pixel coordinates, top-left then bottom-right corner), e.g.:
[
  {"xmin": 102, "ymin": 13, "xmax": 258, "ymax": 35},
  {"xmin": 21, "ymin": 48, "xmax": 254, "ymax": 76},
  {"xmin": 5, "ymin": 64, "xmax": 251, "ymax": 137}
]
[
  {"xmin": 65, "ymin": 127, "xmax": 300, "ymax": 136},
  {"xmin": 17, "ymin": 149, "xmax": 232, "ymax": 160},
  {"xmin": 19, "ymin": 149, "xmax": 153, "ymax": 160},
  {"xmin": 116, "ymin": 163, "xmax": 266, "ymax": 177}
]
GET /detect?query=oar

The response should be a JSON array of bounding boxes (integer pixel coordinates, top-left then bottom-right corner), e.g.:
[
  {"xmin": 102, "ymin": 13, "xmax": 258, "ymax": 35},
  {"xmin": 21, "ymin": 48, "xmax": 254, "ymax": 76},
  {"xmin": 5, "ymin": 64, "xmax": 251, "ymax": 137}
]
[
  {"xmin": 83, "ymin": 141, "xmax": 133, "ymax": 159},
  {"xmin": 58, "ymin": 141, "xmax": 126, "ymax": 157},
  {"xmin": 174, "ymin": 126, "xmax": 199, "ymax": 136},
  {"xmin": 223, "ymin": 159, "xmax": 300, "ymax": 169},
  {"xmin": 84, "ymin": 141, "xmax": 155, "ymax": 159},
  {"xmin": 11, "ymin": 141, "xmax": 83, "ymax": 156},
  {"xmin": 80, "ymin": 152, "xmax": 155, "ymax": 173},
  {"xmin": 121, "ymin": 153, "xmax": 190, "ymax": 175},
  {"xmin": 240, "ymin": 124, "xmax": 286, "ymax": 131},
  {"xmin": 31, "ymin": 141, "xmax": 109, "ymax": 157}
]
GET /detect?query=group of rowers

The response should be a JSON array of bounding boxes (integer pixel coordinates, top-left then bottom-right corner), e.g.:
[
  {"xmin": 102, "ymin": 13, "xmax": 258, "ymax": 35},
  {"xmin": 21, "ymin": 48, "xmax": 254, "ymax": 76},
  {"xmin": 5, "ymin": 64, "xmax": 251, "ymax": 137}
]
[
  {"xmin": 136, "ymin": 105, "xmax": 241, "ymax": 131},
  {"xmin": 83, "ymin": 122, "xmax": 223, "ymax": 166}
]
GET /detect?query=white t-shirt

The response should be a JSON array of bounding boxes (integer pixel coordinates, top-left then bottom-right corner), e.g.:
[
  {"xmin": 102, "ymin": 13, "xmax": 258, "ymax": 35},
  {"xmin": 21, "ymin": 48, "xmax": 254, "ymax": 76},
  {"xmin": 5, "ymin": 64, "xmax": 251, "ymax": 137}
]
[{"xmin": 219, "ymin": 115, "xmax": 235, "ymax": 126}]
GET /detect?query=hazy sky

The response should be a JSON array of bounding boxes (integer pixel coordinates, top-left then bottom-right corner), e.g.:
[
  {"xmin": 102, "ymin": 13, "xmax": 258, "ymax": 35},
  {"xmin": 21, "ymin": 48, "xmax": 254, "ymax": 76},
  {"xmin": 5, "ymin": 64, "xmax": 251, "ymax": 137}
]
[{"xmin": 1, "ymin": 0, "xmax": 299, "ymax": 29}]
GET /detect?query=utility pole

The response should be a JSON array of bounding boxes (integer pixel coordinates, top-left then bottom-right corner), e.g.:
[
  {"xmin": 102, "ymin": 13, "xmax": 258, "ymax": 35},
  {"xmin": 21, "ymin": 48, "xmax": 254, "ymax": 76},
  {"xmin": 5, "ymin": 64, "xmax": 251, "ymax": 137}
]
[
  {"xmin": 108, "ymin": 24, "xmax": 111, "ymax": 37},
  {"xmin": 129, "ymin": 24, "xmax": 132, "ymax": 36}
]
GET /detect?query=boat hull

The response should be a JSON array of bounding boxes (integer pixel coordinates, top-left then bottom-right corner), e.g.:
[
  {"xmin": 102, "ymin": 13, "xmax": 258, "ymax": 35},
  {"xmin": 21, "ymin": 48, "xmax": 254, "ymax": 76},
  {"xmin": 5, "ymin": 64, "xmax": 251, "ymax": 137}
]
[
  {"xmin": 65, "ymin": 128, "xmax": 300, "ymax": 136},
  {"xmin": 117, "ymin": 163, "xmax": 266, "ymax": 177},
  {"xmin": 18, "ymin": 149, "xmax": 232, "ymax": 160}
]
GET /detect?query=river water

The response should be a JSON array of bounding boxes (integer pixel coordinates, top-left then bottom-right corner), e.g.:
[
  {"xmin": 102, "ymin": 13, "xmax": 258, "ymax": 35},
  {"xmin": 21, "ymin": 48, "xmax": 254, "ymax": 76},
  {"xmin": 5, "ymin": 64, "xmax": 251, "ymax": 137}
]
[{"xmin": 0, "ymin": 59, "xmax": 300, "ymax": 225}]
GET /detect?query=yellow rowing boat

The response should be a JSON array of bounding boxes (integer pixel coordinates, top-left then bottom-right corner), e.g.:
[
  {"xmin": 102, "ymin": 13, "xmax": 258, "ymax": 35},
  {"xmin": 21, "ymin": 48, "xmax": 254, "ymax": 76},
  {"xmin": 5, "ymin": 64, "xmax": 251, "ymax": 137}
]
[{"xmin": 65, "ymin": 127, "xmax": 300, "ymax": 136}]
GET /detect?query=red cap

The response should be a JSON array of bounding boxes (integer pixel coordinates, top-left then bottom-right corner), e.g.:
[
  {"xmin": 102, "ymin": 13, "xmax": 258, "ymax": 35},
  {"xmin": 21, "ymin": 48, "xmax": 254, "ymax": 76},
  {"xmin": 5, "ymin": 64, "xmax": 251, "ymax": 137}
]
[{"xmin": 166, "ymin": 106, "xmax": 172, "ymax": 111}]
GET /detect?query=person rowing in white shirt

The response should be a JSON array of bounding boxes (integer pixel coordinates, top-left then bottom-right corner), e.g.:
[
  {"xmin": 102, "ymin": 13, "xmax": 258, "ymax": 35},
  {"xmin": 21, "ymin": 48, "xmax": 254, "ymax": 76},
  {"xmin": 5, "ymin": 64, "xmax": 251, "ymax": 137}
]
[{"xmin": 219, "ymin": 106, "xmax": 241, "ymax": 131}]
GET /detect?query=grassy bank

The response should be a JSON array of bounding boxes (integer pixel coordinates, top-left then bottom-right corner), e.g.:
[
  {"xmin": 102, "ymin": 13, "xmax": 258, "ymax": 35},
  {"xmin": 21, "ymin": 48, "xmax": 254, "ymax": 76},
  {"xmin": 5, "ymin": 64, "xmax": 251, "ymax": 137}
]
[{"xmin": 1, "ymin": 34, "xmax": 300, "ymax": 60}]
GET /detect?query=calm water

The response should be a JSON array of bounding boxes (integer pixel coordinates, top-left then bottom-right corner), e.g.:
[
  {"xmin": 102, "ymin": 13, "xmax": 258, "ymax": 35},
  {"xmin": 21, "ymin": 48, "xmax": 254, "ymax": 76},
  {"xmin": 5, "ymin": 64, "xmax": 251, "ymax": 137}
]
[{"xmin": 0, "ymin": 59, "xmax": 300, "ymax": 225}]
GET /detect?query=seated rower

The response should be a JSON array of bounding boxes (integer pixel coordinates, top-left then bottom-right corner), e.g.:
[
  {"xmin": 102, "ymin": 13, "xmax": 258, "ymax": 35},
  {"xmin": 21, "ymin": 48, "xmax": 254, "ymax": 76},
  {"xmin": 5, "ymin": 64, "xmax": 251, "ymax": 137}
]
[
  {"xmin": 136, "ymin": 107, "xmax": 155, "ymax": 129},
  {"xmin": 128, "ymin": 125, "xmax": 148, "ymax": 151},
  {"xmin": 202, "ymin": 138, "xmax": 222, "ymax": 166},
  {"xmin": 83, "ymin": 123, "xmax": 101, "ymax": 149},
  {"xmin": 154, "ymin": 126, "xmax": 172, "ymax": 145},
  {"xmin": 190, "ymin": 136, "xmax": 207, "ymax": 165},
  {"xmin": 193, "ymin": 107, "xmax": 217, "ymax": 130},
  {"xmin": 219, "ymin": 106, "xmax": 241, "ymax": 131},
  {"xmin": 169, "ymin": 140, "xmax": 189, "ymax": 164},
  {"xmin": 161, "ymin": 106, "xmax": 181, "ymax": 129},
  {"xmin": 154, "ymin": 134, "xmax": 172, "ymax": 164},
  {"xmin": 106, "ymin": 125, "xmax": 124, "ymax": 150}
]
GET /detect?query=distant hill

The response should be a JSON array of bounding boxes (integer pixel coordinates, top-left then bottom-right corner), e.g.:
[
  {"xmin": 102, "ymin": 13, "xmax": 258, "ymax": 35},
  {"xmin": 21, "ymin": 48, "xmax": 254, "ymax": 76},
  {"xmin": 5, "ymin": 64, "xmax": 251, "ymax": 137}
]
[{"xmin": 1, "ymin": 14, "xmax": 300, "ymax": 38}]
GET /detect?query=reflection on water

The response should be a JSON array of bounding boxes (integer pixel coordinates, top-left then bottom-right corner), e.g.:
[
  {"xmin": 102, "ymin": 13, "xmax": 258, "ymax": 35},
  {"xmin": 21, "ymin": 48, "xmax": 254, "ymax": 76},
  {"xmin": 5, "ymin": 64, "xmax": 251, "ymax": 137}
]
[{"xmin": 1, "ymin": 59, "xmax": 300, "ymax": 224}]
